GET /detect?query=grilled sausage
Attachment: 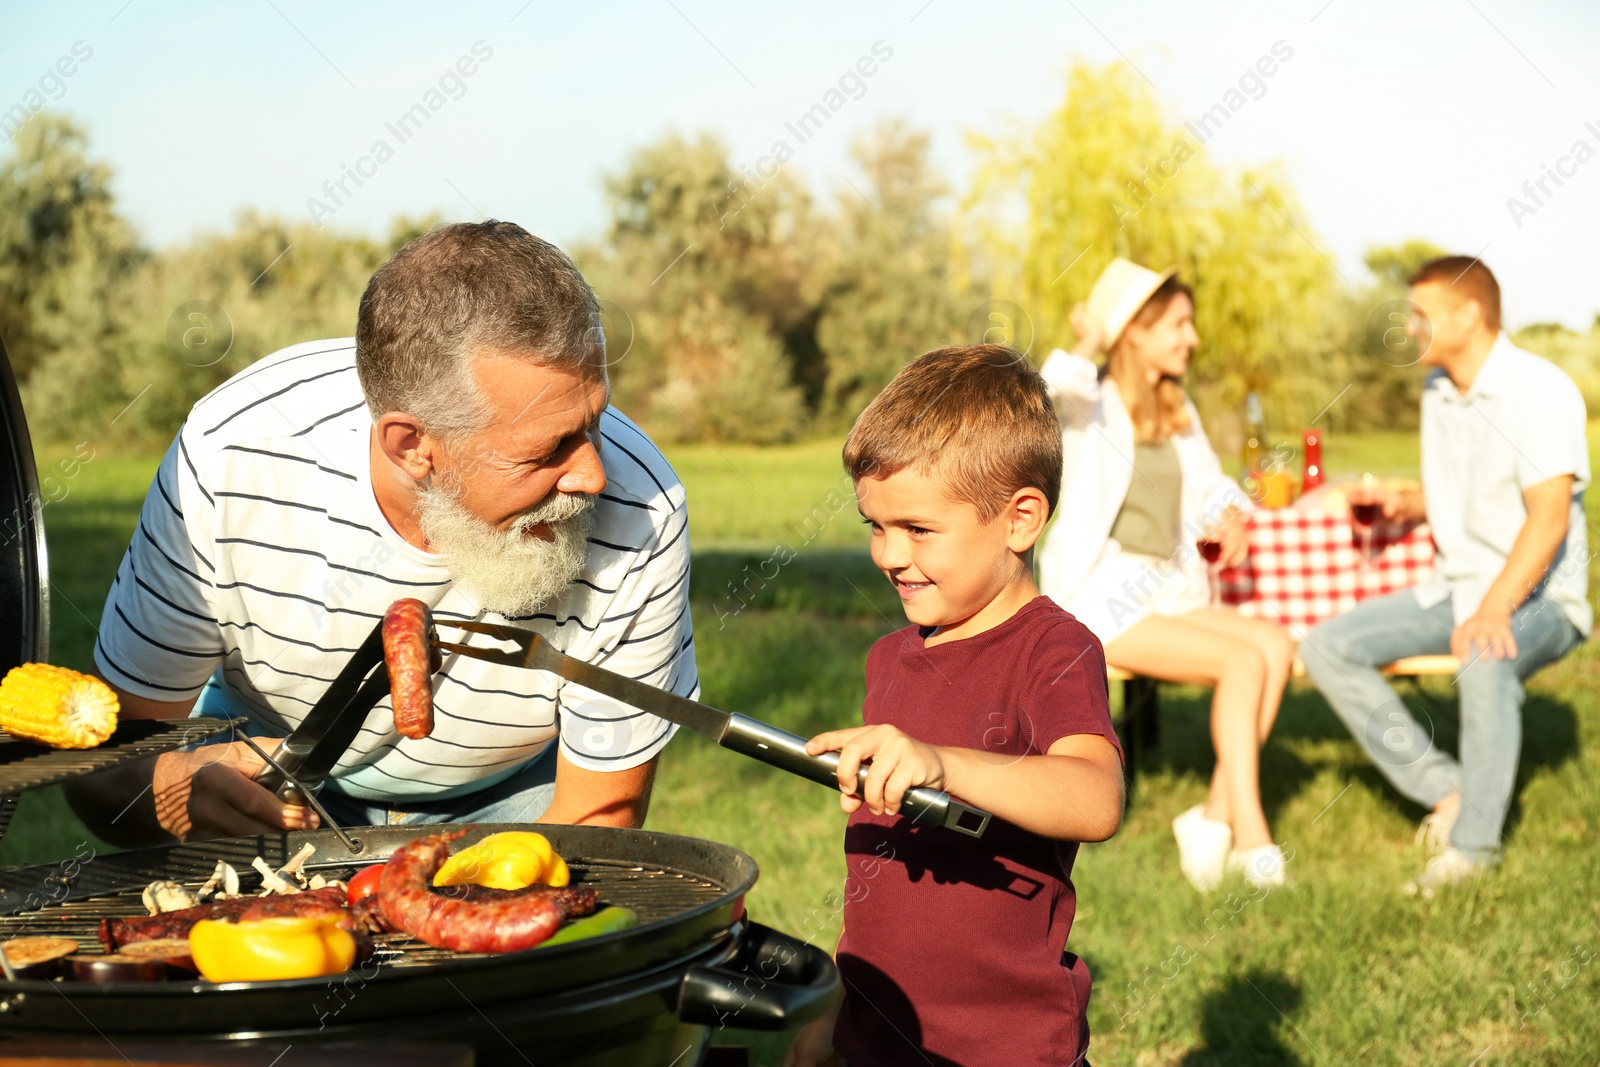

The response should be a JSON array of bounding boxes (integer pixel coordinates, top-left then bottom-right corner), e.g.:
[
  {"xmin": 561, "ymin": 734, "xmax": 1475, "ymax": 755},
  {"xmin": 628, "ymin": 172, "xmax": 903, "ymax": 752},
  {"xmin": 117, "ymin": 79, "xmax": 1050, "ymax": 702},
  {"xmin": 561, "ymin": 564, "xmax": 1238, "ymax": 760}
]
[
  {"xmin": 98, "ymin": 886, "xmax": 350, "ymax": 952},
  {"xmin": 383, "ymin": 598, "xmax": 436, "ymax": 740},
  {"xmin": 377, "ymin": 831, "xmax": 598, "ymax": 953}
]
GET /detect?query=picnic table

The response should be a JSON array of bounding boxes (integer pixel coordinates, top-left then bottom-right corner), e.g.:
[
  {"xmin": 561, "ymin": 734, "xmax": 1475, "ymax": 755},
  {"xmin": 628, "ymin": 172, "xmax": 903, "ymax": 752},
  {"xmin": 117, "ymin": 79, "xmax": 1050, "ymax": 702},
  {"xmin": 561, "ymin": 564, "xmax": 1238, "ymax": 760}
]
[{"xmin": 1215, "ymin": 508, "xmax": 1436, "ymax": 632}]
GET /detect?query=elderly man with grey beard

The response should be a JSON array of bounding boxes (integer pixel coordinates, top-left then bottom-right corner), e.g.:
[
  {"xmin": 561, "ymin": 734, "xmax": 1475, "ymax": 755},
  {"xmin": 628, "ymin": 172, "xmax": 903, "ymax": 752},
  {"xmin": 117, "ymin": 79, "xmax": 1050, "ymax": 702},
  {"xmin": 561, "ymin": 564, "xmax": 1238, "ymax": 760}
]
[{"xmin": 66, "ymin": 221, "xmax": 696, "ymax": 845}]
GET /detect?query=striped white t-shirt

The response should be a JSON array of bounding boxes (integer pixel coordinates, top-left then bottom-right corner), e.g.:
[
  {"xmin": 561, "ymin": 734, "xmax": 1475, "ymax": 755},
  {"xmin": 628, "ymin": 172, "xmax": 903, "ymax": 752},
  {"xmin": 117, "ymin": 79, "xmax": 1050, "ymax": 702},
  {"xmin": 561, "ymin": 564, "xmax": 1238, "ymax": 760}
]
[{"xmin": 95, "ymin": 339, "xmax": 695, "ymax": 802}]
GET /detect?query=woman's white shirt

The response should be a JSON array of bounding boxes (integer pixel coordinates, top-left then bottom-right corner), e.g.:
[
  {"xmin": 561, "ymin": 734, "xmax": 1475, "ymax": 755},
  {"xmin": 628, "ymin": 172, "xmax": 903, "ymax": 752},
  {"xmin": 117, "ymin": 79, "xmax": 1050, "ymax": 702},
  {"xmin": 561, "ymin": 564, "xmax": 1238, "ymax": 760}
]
[{"xmin": 1036, "ymin": 349, "xmax": 1250, "ymax": 644}]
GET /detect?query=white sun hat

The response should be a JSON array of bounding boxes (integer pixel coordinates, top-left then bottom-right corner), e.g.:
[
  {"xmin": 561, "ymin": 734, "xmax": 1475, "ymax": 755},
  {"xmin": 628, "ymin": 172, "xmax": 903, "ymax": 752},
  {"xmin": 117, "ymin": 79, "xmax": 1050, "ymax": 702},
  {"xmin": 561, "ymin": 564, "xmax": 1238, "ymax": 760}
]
[{"xmin": 1085, "ymin": 257, "xmax": 1177, "ymax": 353}]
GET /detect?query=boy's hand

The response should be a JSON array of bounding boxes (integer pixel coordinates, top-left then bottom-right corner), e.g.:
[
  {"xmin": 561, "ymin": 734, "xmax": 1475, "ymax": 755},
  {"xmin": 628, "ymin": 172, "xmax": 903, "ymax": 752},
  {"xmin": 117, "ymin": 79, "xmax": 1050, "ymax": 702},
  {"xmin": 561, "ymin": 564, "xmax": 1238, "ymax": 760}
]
[{"xmin": 806, "ymin": 725, "xmax": 946, "ymax": 816}]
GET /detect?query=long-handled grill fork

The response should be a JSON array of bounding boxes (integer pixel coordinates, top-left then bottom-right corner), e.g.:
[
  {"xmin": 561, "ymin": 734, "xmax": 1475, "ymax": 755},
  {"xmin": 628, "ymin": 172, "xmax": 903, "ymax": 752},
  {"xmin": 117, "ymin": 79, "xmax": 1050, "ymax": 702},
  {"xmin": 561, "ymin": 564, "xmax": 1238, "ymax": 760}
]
[{"xmin": 433, "ymin": 620, "xmax": 993, "ymax": 839}]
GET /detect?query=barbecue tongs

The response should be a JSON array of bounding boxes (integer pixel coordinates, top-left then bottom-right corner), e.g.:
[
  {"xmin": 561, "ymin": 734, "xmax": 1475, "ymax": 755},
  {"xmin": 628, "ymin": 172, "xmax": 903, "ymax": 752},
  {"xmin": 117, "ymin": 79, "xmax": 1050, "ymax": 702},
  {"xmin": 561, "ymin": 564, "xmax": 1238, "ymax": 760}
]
[
  {"xmin": 255, "ymin": 616, "xmax": 994, "ymax": 840},
  {"xmin": 254, "ymin": 619, "xmax": 390, "ymax": 809},
  {"xmin": 435, "ymin": 620, "xmax": 994, "ymax": 839}
]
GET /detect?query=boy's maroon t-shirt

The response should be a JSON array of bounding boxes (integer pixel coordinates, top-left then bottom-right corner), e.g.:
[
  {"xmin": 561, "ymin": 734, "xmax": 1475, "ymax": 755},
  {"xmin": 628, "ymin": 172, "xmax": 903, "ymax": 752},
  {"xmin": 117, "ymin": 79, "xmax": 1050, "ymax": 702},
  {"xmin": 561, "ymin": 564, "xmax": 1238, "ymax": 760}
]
[{"xmin": 832, "ymin": 596, "xmax": 1121, "ymax": 1067}]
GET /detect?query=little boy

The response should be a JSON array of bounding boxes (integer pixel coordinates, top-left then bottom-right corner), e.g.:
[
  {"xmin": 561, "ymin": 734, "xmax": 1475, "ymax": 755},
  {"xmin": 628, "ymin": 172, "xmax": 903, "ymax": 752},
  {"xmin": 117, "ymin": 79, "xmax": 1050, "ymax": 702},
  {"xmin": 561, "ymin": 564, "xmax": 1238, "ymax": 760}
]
[{"xmin": 786, "ymin": 345, "xmax": 1126, "ymax": 1067}]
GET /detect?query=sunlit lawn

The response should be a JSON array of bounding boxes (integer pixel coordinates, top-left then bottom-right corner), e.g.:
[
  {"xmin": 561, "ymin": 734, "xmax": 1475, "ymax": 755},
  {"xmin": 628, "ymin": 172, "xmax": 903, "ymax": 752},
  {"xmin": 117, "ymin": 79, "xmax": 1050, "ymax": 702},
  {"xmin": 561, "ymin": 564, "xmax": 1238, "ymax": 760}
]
[{"xmin": 12, "ymin": 429, "xmax": 1600, "ymax": 1065}]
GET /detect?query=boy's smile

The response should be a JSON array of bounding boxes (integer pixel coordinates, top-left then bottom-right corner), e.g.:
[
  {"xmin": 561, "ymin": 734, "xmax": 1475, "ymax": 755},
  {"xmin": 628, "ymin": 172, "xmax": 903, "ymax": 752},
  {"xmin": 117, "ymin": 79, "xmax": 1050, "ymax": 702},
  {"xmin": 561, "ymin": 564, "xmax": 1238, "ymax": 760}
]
[{"xmin": 855, "ymin": 466, "xmax": 1046, "ymax": 646}]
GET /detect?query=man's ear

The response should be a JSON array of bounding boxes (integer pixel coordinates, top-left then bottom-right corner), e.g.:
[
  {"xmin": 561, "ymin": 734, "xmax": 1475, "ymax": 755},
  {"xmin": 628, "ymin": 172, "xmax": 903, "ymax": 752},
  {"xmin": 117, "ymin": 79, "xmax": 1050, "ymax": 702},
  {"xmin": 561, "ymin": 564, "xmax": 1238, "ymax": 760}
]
[
  {"xmin": 375, "ymin": 412, "xmax": 437, "ymax": 481},
  {"xmin": 1464, "ymin": 296, "xmax": 1490, "ymax": 336},
  {"xmin": 1005, "ymin": 486, "xmax": 1051, "ymax": 552}
]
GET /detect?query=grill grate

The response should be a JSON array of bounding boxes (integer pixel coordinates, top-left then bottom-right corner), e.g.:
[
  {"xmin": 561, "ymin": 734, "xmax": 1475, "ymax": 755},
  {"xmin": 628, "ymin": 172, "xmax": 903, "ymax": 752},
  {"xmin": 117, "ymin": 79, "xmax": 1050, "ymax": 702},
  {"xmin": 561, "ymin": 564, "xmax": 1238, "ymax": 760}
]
[
  {"xmin": 0, "ymin": 857, "xmax": 731, "ymax": 965},
  {"xmin": 0, "ymin": 717, "xmax": 241, "ymax": 796}
]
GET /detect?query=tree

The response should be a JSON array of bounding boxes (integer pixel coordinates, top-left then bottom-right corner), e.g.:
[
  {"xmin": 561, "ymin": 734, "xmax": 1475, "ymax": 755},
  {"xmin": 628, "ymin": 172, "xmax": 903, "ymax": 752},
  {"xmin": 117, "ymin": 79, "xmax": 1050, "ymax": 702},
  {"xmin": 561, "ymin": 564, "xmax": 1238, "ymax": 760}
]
[
  {"xmin": 814, "ymin": 120, "xmax": 968, "ymax": 423},
  {"xmin": 1363, "ymin": 239, "xmax": 1449, "ymax": 290},
  {"xmin": 960, "ymin": 64, "xmax": 1346, "ymax": 442},
  {"xmin": 87, "ymin": 210, "xmax": 396, "ymax": 441},
  {"xmin": 587, "ymin": 132, "xmax": 814, "ymax": 442},
  {"xmin": 0, "ymin": 113, "xmax": 147, "ymax": 433},
  {"xmin": 1322, "ymin": 239, "xmax": 1455, "ymax": 433},
  {"xmin": 1514, "ymin": 319, "xmax": 1600, "ymax": 415}
]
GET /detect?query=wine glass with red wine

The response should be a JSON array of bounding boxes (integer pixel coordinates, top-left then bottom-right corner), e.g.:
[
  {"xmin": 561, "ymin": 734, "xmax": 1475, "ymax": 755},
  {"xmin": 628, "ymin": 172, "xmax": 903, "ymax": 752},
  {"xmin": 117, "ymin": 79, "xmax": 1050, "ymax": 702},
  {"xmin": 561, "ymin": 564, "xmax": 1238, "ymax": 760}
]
[
  {"xmin": 1196, "ymin": 531, "xmax": 1224, "ymax": 604},
  {"xmin": 1349, "ymin": 473, "xmax": 1382, "ymax": 565}
]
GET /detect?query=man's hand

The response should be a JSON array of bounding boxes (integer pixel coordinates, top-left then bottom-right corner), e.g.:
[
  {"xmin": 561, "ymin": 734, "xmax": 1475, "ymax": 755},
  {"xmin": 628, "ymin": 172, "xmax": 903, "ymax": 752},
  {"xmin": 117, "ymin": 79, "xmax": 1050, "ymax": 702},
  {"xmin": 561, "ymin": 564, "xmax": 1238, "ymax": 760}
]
[
  {"xmin": 806, "ymin": 724, "xmax": 946, "ymax": 817},
  {"xmin": 152, "ymin": 740, "xmax": 316, "ymax": 842},
  {"xmin": 1381, "ymin": 480, "xmax": 1427, "ymax": 524},
  {"xmin": 1451, "ymin": 605, "xmax": 1517, "ymax": 662}
]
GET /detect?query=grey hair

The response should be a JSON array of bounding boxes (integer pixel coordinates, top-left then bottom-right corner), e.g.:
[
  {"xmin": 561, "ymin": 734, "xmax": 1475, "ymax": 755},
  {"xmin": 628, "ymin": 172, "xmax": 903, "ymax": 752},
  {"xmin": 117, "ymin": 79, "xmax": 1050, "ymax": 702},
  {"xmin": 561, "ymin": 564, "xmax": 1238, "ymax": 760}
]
[{"xmin": 355, "ymin": 220, "xmax": 603, "ymax": 442}]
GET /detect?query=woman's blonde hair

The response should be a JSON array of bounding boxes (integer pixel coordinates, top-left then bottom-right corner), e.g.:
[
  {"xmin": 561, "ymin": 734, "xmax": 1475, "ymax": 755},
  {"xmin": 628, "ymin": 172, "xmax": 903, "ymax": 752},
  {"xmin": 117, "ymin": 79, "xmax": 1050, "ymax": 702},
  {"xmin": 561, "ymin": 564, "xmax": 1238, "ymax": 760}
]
[{"xmin": 1103, "ymin": 275, "xmax": 1194, "ymax": 443}]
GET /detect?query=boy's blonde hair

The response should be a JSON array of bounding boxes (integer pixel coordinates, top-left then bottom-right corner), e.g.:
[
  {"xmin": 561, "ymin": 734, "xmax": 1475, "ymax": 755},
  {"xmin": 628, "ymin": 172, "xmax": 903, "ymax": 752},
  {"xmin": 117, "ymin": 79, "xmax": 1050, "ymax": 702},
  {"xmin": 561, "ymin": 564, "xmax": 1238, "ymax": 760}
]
[{"xmin": 842, "ymin": 344, "xmax": 1063, "ymax": 521}]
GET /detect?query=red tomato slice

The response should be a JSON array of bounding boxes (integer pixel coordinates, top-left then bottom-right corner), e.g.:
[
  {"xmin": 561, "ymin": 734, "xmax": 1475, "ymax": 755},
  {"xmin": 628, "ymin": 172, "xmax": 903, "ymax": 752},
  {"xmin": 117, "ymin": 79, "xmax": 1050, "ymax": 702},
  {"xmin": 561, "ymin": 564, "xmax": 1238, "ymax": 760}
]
[{"xmin": 346, "ymin": 863, "xmax": 385, "ymax": 905}]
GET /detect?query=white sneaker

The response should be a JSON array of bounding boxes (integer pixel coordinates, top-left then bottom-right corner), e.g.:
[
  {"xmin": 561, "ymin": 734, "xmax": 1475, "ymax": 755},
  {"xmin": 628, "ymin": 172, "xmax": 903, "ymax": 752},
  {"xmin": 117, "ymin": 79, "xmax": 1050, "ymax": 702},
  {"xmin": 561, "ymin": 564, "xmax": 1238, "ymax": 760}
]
[
  {"xmin": 1172, "ymin": 805, "xmax": 1232, "ymax": 892},
  {"xmin": 1413, "ymin": 800, "xmax": 1460, "ymax": 856},
  {"xmin": 1403, "ymin": 847, "xmax": 1484, "ymax": 898},
  {"xmin": 1227, "ymin": 844, "xmax": 1289, "ymax": 889}
]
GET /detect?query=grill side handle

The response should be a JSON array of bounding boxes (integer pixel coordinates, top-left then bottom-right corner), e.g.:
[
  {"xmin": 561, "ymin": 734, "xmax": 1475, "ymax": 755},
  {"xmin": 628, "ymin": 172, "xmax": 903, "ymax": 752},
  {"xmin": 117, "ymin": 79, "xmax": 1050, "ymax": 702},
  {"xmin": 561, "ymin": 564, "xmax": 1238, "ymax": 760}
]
[
  {"xmin": 720, "ymin": 714, "xmax": 992, "ymax": 838},
  {"xmin": 677, "ymin": 921, "xmax": 841, "ymax": 1031}
]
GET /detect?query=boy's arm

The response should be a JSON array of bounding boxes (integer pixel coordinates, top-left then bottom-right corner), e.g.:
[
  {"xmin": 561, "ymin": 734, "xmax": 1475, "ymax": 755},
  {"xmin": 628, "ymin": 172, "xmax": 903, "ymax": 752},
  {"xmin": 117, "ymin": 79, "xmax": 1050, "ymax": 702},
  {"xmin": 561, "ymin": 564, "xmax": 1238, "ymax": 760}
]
[{"xmin": 806, "ymin": 726, "xmax": 1125, "ymax": 842}]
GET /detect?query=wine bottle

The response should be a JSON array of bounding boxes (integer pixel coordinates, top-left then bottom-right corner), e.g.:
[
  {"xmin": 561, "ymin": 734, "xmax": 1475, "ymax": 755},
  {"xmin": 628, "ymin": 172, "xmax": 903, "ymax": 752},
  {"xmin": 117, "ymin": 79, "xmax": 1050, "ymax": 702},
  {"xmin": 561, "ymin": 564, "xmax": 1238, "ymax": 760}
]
[
  {"xmin": 1302, "ymin": 429, "xmax": 1324, "ymax": 491},
  {"xmin": 1242, "ymin": 393, "xmax": 1264, "ymax": 495}
]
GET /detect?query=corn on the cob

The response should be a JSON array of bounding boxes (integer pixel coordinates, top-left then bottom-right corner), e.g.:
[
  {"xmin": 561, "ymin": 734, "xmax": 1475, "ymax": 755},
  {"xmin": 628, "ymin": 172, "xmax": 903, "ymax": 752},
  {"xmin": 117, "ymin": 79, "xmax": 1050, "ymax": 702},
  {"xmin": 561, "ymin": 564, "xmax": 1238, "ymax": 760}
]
[{"xmin": 0, "ymin": 664, "xmax": 120, "ymax": 749}]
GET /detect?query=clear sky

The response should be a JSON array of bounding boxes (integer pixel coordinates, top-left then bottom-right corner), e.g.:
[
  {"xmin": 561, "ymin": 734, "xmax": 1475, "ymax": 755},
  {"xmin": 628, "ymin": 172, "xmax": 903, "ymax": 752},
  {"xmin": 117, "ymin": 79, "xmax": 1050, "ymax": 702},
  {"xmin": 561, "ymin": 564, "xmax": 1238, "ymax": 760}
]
[{"xmin": 3, "ymin": 0, "xmax": 1598, "ymax": 329}]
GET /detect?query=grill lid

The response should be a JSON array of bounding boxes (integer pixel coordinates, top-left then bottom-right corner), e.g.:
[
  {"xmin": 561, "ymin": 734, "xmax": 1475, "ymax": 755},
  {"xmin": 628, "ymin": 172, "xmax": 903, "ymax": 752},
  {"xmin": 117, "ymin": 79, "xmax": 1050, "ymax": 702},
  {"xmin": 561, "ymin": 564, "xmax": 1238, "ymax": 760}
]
[
  {"xmin": 0, "ymin": 340, "xmax": 242, "ymax": 805},
  {"xmin": 0, "ymin": 336, "xmax": 47, "ymax": 673}
]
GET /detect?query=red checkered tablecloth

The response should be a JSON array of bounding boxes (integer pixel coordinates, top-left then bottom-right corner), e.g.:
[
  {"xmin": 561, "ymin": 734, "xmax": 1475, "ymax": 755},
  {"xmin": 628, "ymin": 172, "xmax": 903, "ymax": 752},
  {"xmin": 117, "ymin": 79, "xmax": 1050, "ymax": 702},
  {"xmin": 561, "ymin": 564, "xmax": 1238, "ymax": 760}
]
[{"xmin": 1216, "ymin": 510, "xmax": 1435, "ymax": 631}]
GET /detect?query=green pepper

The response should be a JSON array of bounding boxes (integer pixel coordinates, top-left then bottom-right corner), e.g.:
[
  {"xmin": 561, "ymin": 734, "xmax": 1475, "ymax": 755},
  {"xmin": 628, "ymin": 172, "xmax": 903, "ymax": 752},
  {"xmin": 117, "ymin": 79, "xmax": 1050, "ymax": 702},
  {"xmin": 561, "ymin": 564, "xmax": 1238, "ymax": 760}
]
[{"xmin": 537, "ymin": 906, "xmax": 639, "ymax": 948}]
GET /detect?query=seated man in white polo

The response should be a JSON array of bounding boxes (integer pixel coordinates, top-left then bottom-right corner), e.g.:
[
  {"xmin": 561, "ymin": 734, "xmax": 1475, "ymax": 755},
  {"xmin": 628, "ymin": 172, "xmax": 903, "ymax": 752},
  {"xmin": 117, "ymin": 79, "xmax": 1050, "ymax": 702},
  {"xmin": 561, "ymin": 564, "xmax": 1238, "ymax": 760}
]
[{"xmin": 1302, "ymin": 256, "xmax": 1588, "ymax": 896}]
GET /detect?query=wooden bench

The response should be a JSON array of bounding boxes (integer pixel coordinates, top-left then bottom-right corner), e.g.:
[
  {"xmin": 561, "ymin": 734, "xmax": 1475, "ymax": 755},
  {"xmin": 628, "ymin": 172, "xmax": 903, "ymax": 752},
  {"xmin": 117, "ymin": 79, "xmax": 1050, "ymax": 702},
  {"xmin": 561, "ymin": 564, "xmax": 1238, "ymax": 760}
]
[
  {"xmin": 1106, "ymin": 655, "xmax": 1460, "ymax": 685},
  {"xmin": 1108, "ymin": 655, "xmax": 1460, "ymax": 785}
]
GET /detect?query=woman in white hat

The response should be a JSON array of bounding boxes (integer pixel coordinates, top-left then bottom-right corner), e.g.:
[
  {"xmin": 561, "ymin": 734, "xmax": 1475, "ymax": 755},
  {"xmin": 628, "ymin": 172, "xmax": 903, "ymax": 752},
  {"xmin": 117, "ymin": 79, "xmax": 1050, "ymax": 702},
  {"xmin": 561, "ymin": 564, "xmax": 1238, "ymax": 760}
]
[{"xmin": 1037, "ymin": 257, "xmax": 1293, "ymax": 891}]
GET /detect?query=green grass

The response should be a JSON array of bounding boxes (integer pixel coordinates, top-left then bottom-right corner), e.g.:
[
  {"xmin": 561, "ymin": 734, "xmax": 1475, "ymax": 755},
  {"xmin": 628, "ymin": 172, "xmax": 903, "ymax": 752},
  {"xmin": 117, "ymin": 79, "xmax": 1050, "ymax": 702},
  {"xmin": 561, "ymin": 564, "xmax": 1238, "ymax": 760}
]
[{"xmin": 13, "ymin": 435, "xmax": 1600, "ymax": 1064}]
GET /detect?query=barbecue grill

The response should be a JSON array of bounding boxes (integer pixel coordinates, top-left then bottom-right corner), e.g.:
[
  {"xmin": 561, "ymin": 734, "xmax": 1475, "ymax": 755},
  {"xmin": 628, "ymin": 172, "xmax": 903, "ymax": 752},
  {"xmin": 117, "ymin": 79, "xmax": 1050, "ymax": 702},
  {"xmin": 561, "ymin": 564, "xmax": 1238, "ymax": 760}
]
[
  {"xmin": 0, "ymin": 338, "xmax": 841, "ymax": 1065},
  {"xmin": 0, "ymin": 824, "xmax": 834, "ymax": 1065}
]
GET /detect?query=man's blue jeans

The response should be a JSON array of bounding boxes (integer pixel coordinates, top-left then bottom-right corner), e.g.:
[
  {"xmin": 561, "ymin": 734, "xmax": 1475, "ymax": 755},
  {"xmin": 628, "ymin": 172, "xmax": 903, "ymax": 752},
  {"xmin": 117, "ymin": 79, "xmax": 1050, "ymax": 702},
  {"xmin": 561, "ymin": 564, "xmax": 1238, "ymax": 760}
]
[
  {"xmin": 1301, "ymin": 590, "xmax": 1581, "ymax": 865},
  {"xmin": 314, "ymin": 744, "xmax": 559, "ymax": 828},
  {"xmin": 193, "ymin": 673, "xmax": 559, "ymax": 829}
]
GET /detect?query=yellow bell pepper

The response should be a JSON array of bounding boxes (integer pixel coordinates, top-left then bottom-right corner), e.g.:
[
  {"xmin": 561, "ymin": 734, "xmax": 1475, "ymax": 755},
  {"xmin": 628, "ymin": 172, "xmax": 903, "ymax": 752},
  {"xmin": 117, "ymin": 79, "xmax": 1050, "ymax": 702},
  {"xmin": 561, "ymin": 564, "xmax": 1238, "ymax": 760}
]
[
  {"xmin": 432, "ymin": 831, "xmax": 570, "ymax": 890},
  {"xmin": 189, "ymin": 915, "xmax": 356, "ymax": 983}
]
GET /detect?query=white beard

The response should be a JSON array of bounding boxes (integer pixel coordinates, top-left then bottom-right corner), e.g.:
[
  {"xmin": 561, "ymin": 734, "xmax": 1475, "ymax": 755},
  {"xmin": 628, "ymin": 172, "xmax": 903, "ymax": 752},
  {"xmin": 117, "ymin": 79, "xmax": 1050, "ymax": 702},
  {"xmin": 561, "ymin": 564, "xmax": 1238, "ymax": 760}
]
[{"xmin": 414, "ymin": 483, "xmax": 595, "ymax": 617}]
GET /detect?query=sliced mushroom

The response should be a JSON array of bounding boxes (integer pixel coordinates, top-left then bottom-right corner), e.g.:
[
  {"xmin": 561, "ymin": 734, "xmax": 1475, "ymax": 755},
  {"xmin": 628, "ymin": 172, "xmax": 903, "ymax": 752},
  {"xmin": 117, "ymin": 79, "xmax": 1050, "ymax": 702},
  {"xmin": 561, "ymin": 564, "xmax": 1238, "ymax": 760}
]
[
  {"xmin": 195, "ymin": 860, "xmax": 242, "ymax": 902},
  {"xmin": 276, "ymin": 843, "xmax": 317, "ymax": 887},
  {"xmin": 251, "ymin": 856, "xmax": 298, "ymax": 896},
  {"xmin": 141, "ymin": 881, "xmax": 200, "ymax": 916}
]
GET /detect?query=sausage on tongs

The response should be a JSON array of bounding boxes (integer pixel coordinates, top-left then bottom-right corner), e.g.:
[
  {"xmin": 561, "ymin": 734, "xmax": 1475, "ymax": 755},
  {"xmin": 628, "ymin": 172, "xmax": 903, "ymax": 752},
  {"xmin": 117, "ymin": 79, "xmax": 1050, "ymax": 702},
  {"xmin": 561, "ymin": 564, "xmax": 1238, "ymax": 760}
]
[{"xmin": 383, "ymin": 598, "xmax": 438, "ymax": 740}]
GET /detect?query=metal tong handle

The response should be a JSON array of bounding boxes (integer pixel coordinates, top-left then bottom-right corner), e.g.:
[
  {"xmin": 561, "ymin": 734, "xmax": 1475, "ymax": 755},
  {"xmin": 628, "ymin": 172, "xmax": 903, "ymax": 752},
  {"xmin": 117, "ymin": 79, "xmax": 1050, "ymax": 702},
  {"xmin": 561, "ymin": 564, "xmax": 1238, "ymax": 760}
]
[
  {"xmin": 435, "ymin": 619, "xmax": 993, "ymax": 839},
  {"xmin": 239, "ymin": 734, "xmax": 365, "ymax": 855},
  {"xmin": 720, "ymin": 714, "xmax": 992, "ymax": 838},
  {"xmin": 255, "ymin": 620, "xmax": 389, "ymax": 803}
]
